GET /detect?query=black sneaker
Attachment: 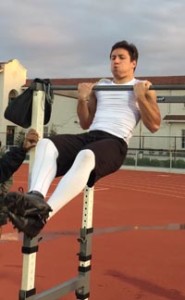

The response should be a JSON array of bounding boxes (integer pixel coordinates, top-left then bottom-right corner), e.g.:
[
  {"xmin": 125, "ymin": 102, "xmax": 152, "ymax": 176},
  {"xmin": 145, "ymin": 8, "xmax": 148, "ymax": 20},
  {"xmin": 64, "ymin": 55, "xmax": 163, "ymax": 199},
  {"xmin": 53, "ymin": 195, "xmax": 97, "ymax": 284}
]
[
  {"xmin": 4, "ymin": 191, "xmax": 52, "ymax": 218},
  {"xmin": 8, "ymin": 211, "xmax": 46, "ymax": 238},
  {"xmin": 4, "ymin": 190, "xmax": 52, "ymax": 238}
]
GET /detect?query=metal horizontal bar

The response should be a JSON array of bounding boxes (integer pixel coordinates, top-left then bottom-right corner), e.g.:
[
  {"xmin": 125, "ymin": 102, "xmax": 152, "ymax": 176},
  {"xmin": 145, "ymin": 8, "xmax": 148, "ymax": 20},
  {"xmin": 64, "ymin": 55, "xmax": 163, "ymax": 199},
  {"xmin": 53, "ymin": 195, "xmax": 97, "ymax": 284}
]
[
  {"xmin": 157, "ymin": 96, "xmax": 185, "ymax": 103},
  {"xmin": 32, "ymin": 223, "xmax": 185, "ymax": 241},
  {"xmin": 51, "ymin": 84, "xmax": 185, "ymax": 91},
  {"xmin": 93, "ymin": 223, "xmax": 185, "ymax": 234},
  {"xmin": 2, "ymin": 222, "xmax": 185, "ymax": 243},
  {"xmin": 34, "ymin": 276, "xmax": 84, "ymax": 300}
]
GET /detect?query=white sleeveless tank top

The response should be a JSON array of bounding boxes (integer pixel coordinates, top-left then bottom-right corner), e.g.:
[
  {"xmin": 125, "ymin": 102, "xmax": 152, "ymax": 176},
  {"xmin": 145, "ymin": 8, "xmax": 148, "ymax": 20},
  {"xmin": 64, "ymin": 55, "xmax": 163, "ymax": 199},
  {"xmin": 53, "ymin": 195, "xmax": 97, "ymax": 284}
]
[{"xmin": 89, "ymin": 78, "xmax": 141, "ymax": 144}]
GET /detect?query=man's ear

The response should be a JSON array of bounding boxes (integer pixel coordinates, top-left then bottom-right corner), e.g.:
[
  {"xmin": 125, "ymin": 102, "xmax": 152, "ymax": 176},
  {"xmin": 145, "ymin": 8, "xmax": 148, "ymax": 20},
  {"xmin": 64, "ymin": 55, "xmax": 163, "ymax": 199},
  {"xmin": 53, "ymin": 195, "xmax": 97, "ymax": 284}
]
[{"xmin": 132, "ymin": 60, "xmax": 137, "ymax": 70}]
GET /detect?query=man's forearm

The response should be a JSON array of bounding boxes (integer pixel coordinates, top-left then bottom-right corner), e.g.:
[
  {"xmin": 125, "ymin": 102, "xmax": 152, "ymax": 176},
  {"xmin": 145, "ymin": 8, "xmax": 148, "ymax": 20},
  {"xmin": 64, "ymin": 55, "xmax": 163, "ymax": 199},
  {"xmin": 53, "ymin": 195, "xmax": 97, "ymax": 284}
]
[
  {"xmin": 77, "ymin": 82, "xmax": 96, "ymax": 129},
  {"xmin": 77, "ymin": 100, "xmax": 91, "ymax": 129},
  {"xmin": 138, "ymin": 96, "xmax": 161, "ymax": 133}
]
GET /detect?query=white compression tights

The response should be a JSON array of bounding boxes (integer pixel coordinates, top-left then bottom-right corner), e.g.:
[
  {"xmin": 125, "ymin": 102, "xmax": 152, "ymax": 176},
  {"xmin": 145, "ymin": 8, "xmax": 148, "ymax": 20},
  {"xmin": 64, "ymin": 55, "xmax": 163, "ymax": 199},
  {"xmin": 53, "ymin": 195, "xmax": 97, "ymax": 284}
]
[
  {"xmin": 29, "ymin": 139, "xmax": 96, "ymax": 219},
  {"xmin": 29, "ymin": 139, "xmax": 58, "ymax": 195}
]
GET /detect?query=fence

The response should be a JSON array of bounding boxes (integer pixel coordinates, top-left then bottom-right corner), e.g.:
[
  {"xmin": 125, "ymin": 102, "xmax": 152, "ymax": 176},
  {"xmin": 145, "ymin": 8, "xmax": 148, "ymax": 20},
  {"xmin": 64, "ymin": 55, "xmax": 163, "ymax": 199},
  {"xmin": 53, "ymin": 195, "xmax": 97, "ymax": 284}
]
[
  {"xmin": 124, "ymin": 148, "xmax": 185, "ymax": 169},
  {"xmin": 128, "ymin": 135, "xmax": 184, "ymax": 151},
  {"xmin": 1, "ymin": 132, "xmax": 185, "ymax": 170}
]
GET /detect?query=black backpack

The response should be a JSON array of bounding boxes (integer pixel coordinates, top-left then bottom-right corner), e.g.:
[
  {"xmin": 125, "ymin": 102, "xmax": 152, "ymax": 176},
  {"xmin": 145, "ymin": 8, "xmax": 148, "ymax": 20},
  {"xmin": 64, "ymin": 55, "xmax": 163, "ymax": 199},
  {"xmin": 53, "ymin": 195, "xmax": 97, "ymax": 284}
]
[{"xmin": 4, "ymin": 78, "xmax": 53, "ymax": 128}]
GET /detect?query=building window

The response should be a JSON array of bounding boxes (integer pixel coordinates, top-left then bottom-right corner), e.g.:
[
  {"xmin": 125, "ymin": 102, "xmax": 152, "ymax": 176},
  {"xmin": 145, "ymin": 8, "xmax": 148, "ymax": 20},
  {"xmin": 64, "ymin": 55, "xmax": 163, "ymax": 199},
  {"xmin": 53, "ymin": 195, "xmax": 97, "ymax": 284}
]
[
  {"xmin": 8, "ymin": 89, "xmax": 18, "ymax": 104},
  {"xmin": 182, "ymin": 130, "xmax": 185, "ymax": 148}
]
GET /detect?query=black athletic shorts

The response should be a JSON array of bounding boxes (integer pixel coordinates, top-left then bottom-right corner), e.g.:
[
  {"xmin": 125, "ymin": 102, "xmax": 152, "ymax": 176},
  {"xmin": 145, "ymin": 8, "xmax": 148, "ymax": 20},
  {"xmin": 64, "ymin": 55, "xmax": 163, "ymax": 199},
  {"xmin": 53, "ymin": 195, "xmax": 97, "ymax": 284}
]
[{"xmin": 48, "ymin": 130, "xmax": 128, "ymax": 187}]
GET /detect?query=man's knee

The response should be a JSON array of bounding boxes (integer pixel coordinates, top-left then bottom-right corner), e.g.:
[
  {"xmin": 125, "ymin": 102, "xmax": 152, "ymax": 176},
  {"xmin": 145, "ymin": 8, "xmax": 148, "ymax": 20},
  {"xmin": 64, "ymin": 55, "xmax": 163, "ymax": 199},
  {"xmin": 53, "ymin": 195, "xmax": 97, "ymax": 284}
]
[
  {"xmin": 77, "ymin": 149, "xmax": 95, "ymax": 164},
  {"xmin": 37, "ymin": 138, "xmax": 54, "ymax": 148},
  {"xmin": 36, "ymin": 138, "xmax": 58, "ymax": 157}
]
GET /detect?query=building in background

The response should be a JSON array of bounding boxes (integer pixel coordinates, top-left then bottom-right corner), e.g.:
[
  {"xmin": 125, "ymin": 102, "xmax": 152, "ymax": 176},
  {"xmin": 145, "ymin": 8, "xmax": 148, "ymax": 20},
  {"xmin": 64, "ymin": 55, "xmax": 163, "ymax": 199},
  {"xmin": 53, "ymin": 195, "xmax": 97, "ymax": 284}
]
[
  {"xmin": 0, "ymin": 59, "xmax": 27, "ymax": 146},
  {"xmin": 0, "ymin": 59, "xmax": 185, "ymax": 153}
]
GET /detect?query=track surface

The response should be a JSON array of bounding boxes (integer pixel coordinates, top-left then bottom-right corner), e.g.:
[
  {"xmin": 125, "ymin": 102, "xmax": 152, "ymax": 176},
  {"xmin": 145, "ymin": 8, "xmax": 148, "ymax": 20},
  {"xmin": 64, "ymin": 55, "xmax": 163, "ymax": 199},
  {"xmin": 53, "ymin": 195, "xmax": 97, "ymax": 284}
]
[{"xmin": 0, "ymin": 165, "xmax": 185, "ymax": 300}]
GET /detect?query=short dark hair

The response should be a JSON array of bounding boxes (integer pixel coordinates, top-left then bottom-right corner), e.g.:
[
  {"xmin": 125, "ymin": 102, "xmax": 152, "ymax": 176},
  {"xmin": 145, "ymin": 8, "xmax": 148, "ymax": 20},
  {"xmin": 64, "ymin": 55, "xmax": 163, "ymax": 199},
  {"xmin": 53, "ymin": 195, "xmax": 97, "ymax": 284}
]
[{"xmin": 110, "ymin": 40, "xmax": 139, "ymax": 63}]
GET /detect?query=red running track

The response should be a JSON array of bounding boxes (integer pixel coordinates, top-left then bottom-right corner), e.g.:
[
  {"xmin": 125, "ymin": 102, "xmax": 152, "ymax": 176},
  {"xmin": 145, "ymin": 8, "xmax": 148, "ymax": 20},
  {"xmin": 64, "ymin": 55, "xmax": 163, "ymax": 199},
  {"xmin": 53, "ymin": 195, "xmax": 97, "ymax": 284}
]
[{"xmin": 0, "ymin": 164, "xmax": 185, "ymax": 300}]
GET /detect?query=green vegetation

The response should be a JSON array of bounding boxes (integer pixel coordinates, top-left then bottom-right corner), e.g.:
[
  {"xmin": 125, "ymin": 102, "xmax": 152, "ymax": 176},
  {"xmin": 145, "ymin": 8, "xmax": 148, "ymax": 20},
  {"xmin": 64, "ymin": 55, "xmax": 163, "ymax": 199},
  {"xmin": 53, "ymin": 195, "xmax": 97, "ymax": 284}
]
[{"xmin": 124, "ymin": 157, "xmax": 185, "ymax": 169}]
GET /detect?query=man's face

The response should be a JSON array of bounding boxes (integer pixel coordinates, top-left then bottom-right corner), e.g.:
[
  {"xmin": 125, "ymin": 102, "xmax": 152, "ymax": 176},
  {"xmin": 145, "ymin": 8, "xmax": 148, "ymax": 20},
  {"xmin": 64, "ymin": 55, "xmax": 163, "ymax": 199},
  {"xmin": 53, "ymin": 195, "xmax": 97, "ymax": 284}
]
[{"xmin": 110, "ymin": 48, "xmax": 136, "ymax": 79}]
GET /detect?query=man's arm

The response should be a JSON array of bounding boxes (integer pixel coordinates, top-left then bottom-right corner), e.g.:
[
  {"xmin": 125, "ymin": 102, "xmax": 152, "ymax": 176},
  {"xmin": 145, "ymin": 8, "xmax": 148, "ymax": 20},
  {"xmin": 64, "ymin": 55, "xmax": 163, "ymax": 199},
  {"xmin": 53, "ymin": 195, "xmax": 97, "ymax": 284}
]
[
  {"xmin": 134, "ymin": 81, "xmax": 161, "ymax": 133},
  {"xmin": 77, "ymin": 83, "xmax": 97, "ymax": 129},
  {"xmin": 0, "ymin": 129, "xmax": 39, "ymax": 183}
]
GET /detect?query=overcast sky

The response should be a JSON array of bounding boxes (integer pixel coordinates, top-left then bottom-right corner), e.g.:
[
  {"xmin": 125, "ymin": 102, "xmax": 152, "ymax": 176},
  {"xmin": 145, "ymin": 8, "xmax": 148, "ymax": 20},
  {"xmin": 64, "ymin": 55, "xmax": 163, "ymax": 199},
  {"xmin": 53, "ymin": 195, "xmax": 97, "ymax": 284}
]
[{"xmin": 0, "ymin": 0, "xmax": 185, "ymax": 79}]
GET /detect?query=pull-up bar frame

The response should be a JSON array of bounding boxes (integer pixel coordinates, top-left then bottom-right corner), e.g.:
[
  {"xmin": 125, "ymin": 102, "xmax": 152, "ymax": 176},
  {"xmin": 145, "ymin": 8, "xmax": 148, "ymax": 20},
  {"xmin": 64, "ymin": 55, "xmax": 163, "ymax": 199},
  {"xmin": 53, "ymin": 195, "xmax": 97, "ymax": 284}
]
[
  {"xmin": 19, "ymin": 186, "xmax": 94, "ymax": 300},
  {"xmin": 18, "ymin": 80, "xmax": 185, "ymax": 300},
  {"xmin": 19, "ymin": 82, "xmax": 94, "ymax": 300}
]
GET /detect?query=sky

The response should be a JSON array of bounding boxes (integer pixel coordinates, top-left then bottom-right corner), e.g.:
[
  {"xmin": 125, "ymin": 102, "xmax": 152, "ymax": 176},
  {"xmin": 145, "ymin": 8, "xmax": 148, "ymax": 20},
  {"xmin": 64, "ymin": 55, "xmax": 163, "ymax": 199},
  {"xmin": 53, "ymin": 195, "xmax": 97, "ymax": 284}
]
[{"xmin": 0, "ymin": 0, "xmax": 185, "ymax": 79}]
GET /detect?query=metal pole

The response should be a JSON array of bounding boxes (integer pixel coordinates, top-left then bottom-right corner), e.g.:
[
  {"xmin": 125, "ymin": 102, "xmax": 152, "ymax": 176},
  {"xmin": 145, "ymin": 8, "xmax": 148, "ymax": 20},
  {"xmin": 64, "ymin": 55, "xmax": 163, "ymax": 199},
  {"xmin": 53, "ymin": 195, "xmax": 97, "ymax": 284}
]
[
  {"xmin": 19, "ymin": 85, "xmax": 45, "ymax": 300},
  {"xmin": 50, "ymin": 84, "xmax": 185, "ymax": 103},
  {"xmin": 51, "ymin": 84, "xmax": 185, "ymax": 91},
  {"xmin": 76, "ymin": 186, "xmax": 94, "ymax": 300}
]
